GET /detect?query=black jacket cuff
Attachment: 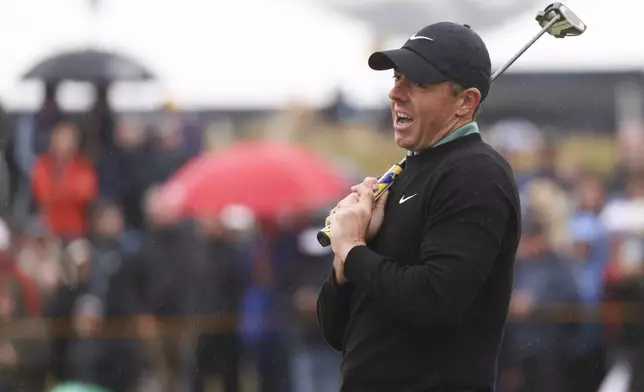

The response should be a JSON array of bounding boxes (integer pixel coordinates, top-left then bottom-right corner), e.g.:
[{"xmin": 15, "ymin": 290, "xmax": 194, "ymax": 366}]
[{"xmin": 344, "ymin": 245, "xmax": 382, "ymax": 288}]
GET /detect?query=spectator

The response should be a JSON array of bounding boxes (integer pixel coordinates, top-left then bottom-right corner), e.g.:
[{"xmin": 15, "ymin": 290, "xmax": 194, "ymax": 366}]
[
  {"xmin": 0, "ymin": 218, "xmax": 50, "ymax": 392},
  {"xmin": 96, "ymin": 246, "xmax": 144, "ymax": 392},
  {"xmin": 159, "ymin": 101, "xmax": 203, "ymax": 158},
  {"xmin": 47, "ymin": 239, "xmax": 103, "ymax": 389},
  {"xmin": 601, "ymin": 172, "xmax": 644, "ymax": 236},
  {"xmin": 141, "ymin": 116, "xmax": 191, "ymax": 191},
  {"xmin": 523, "ymin": 178, "xmax": 573, "ymax": 254},
  {"xmin": 135, "ymin": 187, "xmax": 204, "ymax": 392},
  {"xmin": 31, "ymin": 122, "xmax": 97, "ymax": 240},
  {"xmin": 601, "ymin": 172, "xmax": 644, "ymax": 391},
  {"xmin": 88, "ymin": 202, "xmax": 128, "ymax": 300},
  {"xmin": 84, "ymin": 83, "xmax": 116, "ymax": 162},
  {"xmin": 96, "ymin": 116, "xmax": 148, "ymax": 233},
  {"xmin": 606, "ymin": 127, "xmax": 644, "ymax": 196},
  {"xmin": 240, "ymin": 218, "xmax": 300, "ymax": 392},
  {"xmin": 499, "ymin": 214, "xmax": 580, "ymax": 392},
  {"xmin": 192, "ymin": 207, "xmax": 252, "ymax": 392},
  {"xmin": 15, "ymin": 216, "xmax": 63, "ymax": 305},
  {"xmin": 484, "ymin": 119, "xmax": 545, "ymax": 191},
  {"xmin": 12, "ymin": 82, "xmax": 65, "ymax": 220},
  {"xmin": 566, "ymin": 173, "xmax": 610, "ymax": 391},
  {"xmin": 290, "ymin": 223, "xmax": 341, "ymax": 392},
  {"xmin": 0, "ymin": 219, "xmax": 42, "ymax": 318}
]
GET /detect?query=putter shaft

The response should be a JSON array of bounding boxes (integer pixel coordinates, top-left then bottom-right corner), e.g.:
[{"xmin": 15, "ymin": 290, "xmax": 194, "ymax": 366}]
[{"xmin": 491, "ymin": 12, "xmax": 561, "ymax": 82}]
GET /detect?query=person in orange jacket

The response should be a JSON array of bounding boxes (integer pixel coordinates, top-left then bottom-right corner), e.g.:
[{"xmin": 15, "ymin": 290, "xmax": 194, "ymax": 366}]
[{"xmin": 31, "ymin": 122, "xmax": 97, "ymax": 240}]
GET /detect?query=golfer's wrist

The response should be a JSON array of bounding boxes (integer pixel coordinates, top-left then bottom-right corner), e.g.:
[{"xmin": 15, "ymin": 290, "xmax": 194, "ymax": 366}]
[
  {"xmin": 333, "ymin": 268, "xmax": 347, "ymax": 286},
  {"xmin": 339, "ymin": 241, "xmax": 366, "ymax": 262}
]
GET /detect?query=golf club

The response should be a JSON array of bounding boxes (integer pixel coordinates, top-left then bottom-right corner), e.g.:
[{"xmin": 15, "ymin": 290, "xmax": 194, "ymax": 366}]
[{"xmin": 317, "ymin": 2, "xmax": 587, "ymax": 247}]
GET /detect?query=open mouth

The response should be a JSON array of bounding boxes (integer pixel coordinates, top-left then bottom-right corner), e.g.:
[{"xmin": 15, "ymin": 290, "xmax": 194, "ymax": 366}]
[{"xmin": 395, "ymin": 112, "xmax": 414, "ymax": 126}]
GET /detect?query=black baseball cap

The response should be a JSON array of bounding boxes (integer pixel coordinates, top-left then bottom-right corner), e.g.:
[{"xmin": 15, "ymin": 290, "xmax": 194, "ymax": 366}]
[{"xmin": 368, "ymin": 22, "xmax": 492, "ymax": 102}]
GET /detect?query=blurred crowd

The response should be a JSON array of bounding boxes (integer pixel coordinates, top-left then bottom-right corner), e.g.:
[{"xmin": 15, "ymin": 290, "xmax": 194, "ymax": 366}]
[
  {"xmin": 488, "ymin": 120, "xmax": 644, "ymax": 392},
  {"xmin": 0, "ymin": 82, "xmax": 643, "ymax": 392},
  {"xmin": 0, "ymin": 83, "xmax": 343, "ymax": 392}
]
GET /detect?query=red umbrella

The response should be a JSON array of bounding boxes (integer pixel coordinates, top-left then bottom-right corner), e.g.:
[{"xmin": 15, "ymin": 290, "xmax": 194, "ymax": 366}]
[{"xmin": 161, "ymin": 140, "xmax": 351, "ymax": 219}]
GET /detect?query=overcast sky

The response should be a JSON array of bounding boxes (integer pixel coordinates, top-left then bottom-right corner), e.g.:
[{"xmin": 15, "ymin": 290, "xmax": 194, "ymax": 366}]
[{"xmin": 0, "ymin": 0, "xmax": 638, "ymax": 111}]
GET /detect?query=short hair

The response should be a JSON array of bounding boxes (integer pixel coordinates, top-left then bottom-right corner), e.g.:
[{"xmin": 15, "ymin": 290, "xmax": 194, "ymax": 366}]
[{"xmin": 450, "ymin": 81, "xmax": 481, "ymax": 119}]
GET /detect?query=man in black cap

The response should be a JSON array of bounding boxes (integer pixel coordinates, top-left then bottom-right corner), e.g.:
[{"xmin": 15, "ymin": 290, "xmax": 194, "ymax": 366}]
[{"xmin": 317, "ymin": 22, "xmax": 521, "ymax": 391}]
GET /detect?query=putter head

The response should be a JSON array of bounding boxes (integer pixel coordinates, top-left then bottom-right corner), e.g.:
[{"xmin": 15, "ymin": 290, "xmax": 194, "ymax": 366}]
[{"xmin": 535, "ymin": 2, "xmax": 587, "ymax": 38}]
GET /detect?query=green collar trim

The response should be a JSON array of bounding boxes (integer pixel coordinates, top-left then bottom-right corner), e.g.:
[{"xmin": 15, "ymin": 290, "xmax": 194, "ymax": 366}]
[{"xmin": 433, "ymin": 121, "xmax": 479, "ymax": 148}]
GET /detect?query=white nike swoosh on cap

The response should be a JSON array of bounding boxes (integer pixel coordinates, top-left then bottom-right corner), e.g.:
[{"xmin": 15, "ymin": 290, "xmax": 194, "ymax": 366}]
[{"xmin": 409, "ymin": 34, "xmax": 434, "ymax": 42}]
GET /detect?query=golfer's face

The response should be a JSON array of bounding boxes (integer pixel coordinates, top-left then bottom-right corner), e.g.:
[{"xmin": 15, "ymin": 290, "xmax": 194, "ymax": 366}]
[{"xmin": 389, "ymin": 71, "xmax": 460, "ymax": 151}]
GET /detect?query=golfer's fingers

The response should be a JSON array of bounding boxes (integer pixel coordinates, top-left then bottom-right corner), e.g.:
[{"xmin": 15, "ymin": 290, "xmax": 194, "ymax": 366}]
[
  {"xmin": 375, "ymin": 190, "xmax": 389, "ymax": 210},
  {"xmin": 351, "ymin": 177, "xmax": 379, "ymax": 193},
  {"xmin": 337, "ymin": 192, "xmax": 359, "ymax": 208},
  {"xmin": 325, "ymin": 204, "xmax": 341, "ymax": 225},
  {"xmin": 363, "ymin": 177, "xmax": 379, "ymax": 189},
  {"xmin": 356, "ymin": 182, "xmax": 375, "ymax": 210}
]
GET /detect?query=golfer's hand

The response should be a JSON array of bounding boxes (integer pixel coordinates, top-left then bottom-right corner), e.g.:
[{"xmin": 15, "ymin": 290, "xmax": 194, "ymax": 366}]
[
  {"xmin": 326, "ymin": 177, "xmax": 389, "ymax": 241},
  {"xmin": 353, "ymin": 177, "xmax": 389, "ymax": 240},
  {"xmin": 329, "ymin": 182, "xmax": 375, "ymax": 261}
]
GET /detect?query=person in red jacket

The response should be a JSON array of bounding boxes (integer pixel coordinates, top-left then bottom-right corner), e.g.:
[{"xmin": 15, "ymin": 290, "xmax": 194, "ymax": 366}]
[{"xmin": 31, "ymin": 122, "xmax": 97, "ymax": 240}]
